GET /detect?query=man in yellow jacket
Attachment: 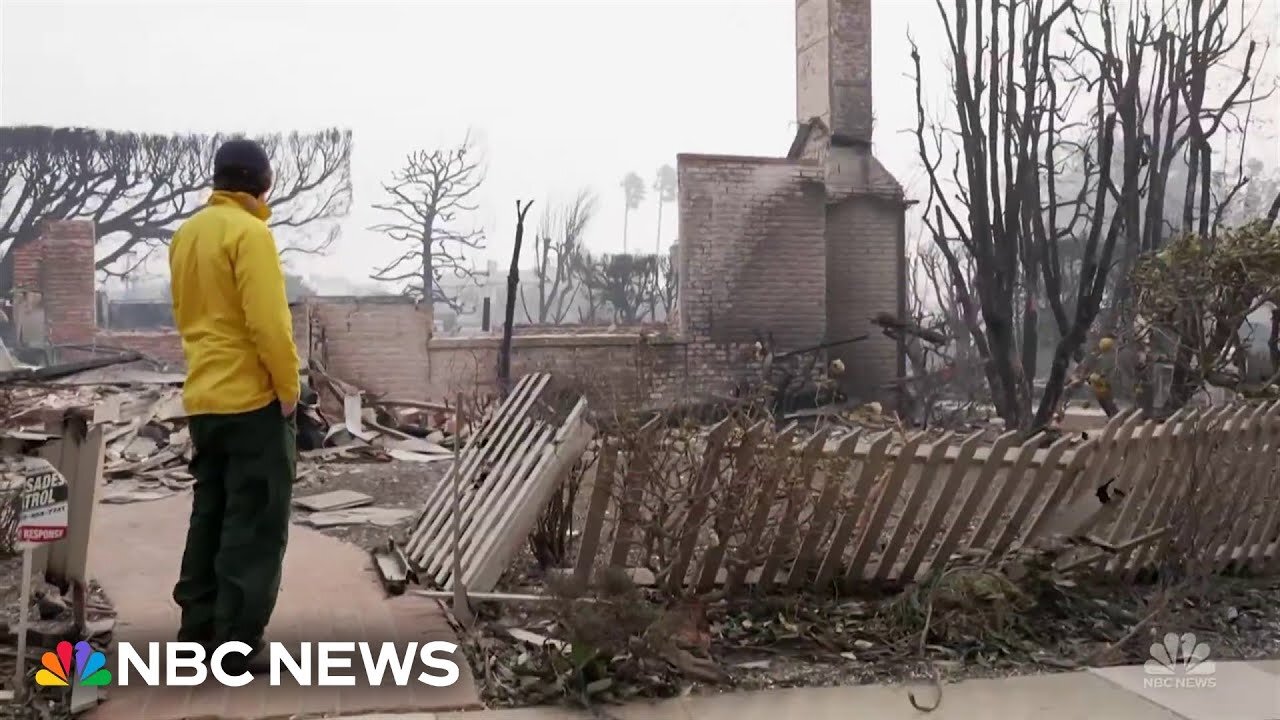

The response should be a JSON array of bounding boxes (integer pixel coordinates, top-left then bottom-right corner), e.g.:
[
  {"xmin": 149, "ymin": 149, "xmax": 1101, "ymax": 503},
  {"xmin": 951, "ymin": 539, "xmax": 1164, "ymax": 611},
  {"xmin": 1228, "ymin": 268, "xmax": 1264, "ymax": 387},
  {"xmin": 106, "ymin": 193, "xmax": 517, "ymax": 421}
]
[{"xmin": 169, "ymin": 138, "xmax": 299, "ymax": 673}]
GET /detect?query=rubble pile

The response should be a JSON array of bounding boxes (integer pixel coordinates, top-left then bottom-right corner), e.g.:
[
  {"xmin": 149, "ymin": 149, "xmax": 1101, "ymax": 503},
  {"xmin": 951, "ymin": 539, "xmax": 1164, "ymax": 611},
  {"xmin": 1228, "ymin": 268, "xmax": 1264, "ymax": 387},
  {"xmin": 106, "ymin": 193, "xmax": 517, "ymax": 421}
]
[
  {"xmin": 303, "ymin": 360, "xmax": 474, "ymax": 455},
  {"xmin": 0, "ymin": 358, "xmax": 475, "ymax": 505}
]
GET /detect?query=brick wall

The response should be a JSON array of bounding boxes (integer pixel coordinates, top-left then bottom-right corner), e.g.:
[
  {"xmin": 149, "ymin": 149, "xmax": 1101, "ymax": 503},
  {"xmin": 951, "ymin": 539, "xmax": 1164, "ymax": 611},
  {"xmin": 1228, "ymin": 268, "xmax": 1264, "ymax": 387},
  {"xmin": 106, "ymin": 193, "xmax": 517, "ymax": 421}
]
[
  {"xmin": 677, "ymin": 154, "xmax": 827, "ymax": 351},
  {"xmin": 424, "ymin": 334, "xmax": 648, "ymax": 405},
  {"xmin": 795, "ymin": 120, "xmax": 830, "ymax": 166},
  {"xmin": 90, "ymin": 303, "xmax": 308, "ymax": 370},
  {"xmin": 13, "ymin": 220, "xmax": 97, "ymax": 346},
  {"xmin": 9, "ymin": 220, "xmax": 312, "ymax": 371},
  {"xmin": 95, "ymin": 302, "xmax": 309, "ymax": 372},
  {"xmin": 419, "ymin": 333, "xmax": 758, "ymax": 409},
  {"xmin": 828, "ymin": 0, "xmax": 874, "ymax": 144},
  {"xmin": 789, "ymin": 0, "xmax": 906, "ymax": 403},
  {"xmin": 307, "ymin": 297, "xmax": 433, "ymax": 400},
  {"xmin": 8, "ymin": 0, "xmax": 905, "ymax": 406},
  {"xmin": 796, "ymin": 0, "xmax": 874, "ymax": 145},
  {"xmin": 796, "ymin": 0, "xmax": 832, "ymax": 128},
  {"xmin": 825, "ymin": 196, "xmax": 904, "ymax": 400},
  {"xmin": 17, "ymin": 176, "xmax": 897, "ymax": 408},
  {"xmin": 671, "ymin": 151, "xmax": 906, "ymax": 404},
  {"xmin": 511, "ymin": 323, "xmax": 668, "ymax": 336},
  {"xmin": 96, "ymin": 330, "xmax": 184, "ymax": 365}
]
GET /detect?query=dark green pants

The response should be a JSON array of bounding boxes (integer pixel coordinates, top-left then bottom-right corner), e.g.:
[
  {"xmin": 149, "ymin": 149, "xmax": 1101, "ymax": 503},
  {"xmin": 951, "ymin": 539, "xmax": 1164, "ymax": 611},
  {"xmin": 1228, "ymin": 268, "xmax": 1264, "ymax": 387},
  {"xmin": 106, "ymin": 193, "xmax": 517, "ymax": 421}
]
[{"xmin": 173, "ymin": 401, "xmax": 296, "ymax": 649}]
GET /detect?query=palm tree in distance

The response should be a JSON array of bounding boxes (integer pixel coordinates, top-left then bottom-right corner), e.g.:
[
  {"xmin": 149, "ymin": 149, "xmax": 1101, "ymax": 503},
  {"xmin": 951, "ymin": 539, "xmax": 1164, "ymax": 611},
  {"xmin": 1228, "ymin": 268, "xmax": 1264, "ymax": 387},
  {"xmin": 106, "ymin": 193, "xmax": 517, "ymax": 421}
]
[
  {"xmin": 620, "ymin": 171, "xmax": 646, "ymax": 253},
  {"xmin": 653, "ymin": 164, "xmax": 676, "ymax": 254}
]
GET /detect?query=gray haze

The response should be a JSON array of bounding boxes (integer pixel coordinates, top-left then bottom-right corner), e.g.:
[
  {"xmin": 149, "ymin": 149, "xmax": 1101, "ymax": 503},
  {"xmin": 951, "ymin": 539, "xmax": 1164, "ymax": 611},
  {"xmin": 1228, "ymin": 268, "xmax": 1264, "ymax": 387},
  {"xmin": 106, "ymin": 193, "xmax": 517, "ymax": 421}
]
[
  {"xmin": 0, "ymin": 0, "xmax": 937, "ymax": 293},
  {"xmin": 2, "ymin": 1, "xmax": 1274, "ymax": 295}
]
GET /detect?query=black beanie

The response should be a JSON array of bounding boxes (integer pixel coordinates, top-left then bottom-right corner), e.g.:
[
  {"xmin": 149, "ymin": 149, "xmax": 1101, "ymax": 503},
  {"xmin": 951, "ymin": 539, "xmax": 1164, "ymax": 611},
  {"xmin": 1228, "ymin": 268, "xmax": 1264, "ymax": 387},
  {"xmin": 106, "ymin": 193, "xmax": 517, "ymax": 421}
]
[{"xmin": 213, "ymin": 138, "xmax": 272, "ymax": 196}]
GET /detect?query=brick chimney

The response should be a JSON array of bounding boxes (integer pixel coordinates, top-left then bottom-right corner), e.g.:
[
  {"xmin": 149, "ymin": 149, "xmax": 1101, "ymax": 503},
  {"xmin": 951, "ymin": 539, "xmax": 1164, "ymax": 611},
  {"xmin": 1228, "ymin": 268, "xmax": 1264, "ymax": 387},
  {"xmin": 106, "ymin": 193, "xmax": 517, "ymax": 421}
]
[
  {"xmin": 12, "ymin": 220, "xmax": 98, "ymax": 346},
  {"xmin": 796, "ymin": 0, "xmax": 874, "ymax": 146}
]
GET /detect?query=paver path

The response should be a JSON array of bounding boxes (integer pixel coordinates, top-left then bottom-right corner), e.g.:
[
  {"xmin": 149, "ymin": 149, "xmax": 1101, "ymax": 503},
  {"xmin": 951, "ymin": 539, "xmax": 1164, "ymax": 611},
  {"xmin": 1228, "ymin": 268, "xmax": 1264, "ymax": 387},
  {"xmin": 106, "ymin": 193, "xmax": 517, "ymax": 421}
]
[
  {"xmin": 354, "ymin": 661, "xmax": 1280, "ymax": 720},
  {"xmin": 86, "ymin": 493, "xmax": 481, "ymax": 720}
]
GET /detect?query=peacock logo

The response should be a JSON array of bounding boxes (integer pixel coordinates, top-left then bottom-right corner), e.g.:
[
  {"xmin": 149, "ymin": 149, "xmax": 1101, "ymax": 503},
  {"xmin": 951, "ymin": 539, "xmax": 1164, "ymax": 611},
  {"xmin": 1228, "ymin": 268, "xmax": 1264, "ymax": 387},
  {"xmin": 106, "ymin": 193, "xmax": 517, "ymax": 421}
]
[
  {"xmin": 35, "ymin": 640, "xmax": 112, "ymax": 687},
  {"xmin": 1144, "ymin": 632, "xmax": 1216, "ymax": 676}
]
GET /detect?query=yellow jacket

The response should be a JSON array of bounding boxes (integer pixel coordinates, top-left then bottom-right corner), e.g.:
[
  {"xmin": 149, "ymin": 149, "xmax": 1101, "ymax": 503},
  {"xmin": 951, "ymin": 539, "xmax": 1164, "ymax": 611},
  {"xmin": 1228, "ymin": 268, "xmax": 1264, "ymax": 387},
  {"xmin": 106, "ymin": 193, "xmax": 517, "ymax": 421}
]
[{"xmin": 169, "ymin": 191, "xmax": 300, "ymax": 415}]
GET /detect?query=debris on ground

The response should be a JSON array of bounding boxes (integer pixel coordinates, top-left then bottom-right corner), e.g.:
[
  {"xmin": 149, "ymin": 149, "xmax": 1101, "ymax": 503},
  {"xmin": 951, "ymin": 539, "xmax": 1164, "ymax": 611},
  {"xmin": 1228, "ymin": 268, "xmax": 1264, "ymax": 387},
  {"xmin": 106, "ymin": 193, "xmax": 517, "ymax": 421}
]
[
  {"xmin": 289, "ymin": 459, "xmax": 447, "ymax": 551},
  {"xmin": 0, "ymin": 552, "xmax": 116, "ymax": 718},
  {"xmin": 293, "ymin": 489, "xmax": 374, "ymax": 512},
  {"xmin": 298, "ymin": 507, "xmax": 414, "ymax": 528},
  {"xmin": 371, "ymin": 540, "xmax": 416, "ymax": 596},
  {"xmin": 0, "ymin": 352, "xmax": 466, "ymax": 713},
  {"xmin": 291, "ymin": 488, "xmax": 415, "ymax": 528},
  {"xmin": 5, "ymin": 348, "xmax": 1272, "ymax": 719},
  {"xmin": 0, "ymin": 357, "xmax": 466, "ymax": 506},
  {"xmin": 458, "ymin": 566, "xmax": 1280, "ymax": 710}
]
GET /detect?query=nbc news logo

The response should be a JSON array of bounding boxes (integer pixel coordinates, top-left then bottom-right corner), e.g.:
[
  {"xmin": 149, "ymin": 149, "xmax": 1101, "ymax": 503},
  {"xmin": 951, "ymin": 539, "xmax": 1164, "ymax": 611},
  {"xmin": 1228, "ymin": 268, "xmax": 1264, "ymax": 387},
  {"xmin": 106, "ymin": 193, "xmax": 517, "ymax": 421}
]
[{"xmin": 36, "ymin": 641, "xmax": 112, "ymax": 688}]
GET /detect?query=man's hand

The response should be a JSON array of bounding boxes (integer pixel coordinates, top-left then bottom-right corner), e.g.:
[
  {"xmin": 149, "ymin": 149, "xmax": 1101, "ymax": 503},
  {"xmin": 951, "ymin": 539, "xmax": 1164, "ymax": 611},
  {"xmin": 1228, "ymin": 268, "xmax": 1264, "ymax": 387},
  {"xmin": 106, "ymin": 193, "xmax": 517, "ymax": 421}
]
[{"xmin": 281, "ymin": 401, "xmax": 297, "ymax": 418}]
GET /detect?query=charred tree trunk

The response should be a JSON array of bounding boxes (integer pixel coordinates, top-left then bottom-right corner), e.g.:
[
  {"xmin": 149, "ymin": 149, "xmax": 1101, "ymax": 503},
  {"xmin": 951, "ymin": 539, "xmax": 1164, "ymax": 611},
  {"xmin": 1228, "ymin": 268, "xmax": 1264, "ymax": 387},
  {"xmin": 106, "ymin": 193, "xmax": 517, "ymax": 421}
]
[
  {"xmin": 422, "ymin": 213, "xmax": 435, "ymax": 306},
  {"xmin": 497, "ymin": 200, "xmax": 533, "ymax": 398}
]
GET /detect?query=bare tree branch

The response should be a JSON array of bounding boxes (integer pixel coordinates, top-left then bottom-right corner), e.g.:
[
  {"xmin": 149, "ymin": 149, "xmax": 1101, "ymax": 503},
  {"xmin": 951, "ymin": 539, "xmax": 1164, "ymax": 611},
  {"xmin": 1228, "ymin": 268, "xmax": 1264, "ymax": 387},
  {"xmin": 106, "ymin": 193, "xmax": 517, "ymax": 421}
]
[
  {"xmin": 368, "ymin": 132, "xmax": 487, "ymax": 312},
  {"xmin": 910, "ymin": 0, "xmax": 1269, "ymax": 429},
  {"xmin": 522, "ymin": 189, "xmax": 595, "ymax": 324},
  {"xmin": 575, "ymin": 252, "xmax": 663, "ymax": 324},
  {"xmin": 0, "ymin": 126, "xmax": 352, "ymax": 292}
]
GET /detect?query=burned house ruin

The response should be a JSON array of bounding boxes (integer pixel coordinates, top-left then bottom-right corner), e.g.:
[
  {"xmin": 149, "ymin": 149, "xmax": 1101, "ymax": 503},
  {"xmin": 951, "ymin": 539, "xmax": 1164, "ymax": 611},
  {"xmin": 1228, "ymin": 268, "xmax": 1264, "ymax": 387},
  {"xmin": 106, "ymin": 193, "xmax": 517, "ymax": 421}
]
[{"xmin": 7, "ymin": 0, "xmax": 906, "ymax": 408}]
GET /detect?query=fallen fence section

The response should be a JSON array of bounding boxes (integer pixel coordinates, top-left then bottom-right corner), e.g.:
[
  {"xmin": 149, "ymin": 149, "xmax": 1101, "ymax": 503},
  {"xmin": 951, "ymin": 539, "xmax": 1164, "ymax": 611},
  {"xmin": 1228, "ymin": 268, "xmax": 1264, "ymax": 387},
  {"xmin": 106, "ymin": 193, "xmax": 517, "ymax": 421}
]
[
  {"xmin": 404, "ymin": 372, "xmax": 593, "ymax": 592},
  {"xmin": 567, "ymin": 401, "xmax": 1280, "ymax": 594}
]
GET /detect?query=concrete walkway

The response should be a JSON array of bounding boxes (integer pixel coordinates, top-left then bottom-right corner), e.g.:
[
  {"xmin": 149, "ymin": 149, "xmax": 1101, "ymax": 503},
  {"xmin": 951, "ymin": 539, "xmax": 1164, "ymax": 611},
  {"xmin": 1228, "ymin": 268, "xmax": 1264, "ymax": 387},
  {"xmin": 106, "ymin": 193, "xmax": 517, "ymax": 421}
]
[
  {"xmin": 86, "ymin": 493, "xmax": 481, "ymax": 720},
  {"xmin": 351, "ymin": 660, "xmax": 1280, "ymax": 720}
]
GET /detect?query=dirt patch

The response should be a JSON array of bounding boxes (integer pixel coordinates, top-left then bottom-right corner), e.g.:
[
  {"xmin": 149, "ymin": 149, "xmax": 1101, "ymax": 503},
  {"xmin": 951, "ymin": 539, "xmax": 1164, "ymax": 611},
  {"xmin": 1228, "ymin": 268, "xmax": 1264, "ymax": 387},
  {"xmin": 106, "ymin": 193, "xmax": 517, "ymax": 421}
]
[
  {"xmin": 291, "ymin": 459, "xmax": 446, "ymax": 550},
  {"xmin": 458, "ymin": 570, "xmax": 1280, "ymax": 710},
  {"xmin": 0, "ymin": 562, "xmax": 113, "ymax": 720},
  {"xmin": 1, "ymin": 548, "xmax": 57, "ymax": 716}
]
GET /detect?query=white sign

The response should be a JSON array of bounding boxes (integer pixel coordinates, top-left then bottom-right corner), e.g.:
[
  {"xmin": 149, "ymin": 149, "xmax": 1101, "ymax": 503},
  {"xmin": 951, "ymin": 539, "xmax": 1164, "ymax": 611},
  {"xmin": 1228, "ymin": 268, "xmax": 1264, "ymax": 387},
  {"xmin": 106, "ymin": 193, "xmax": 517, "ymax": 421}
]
[
  {"xmin": 6, "ymin": 456, "xmax": 72, "ymax": 698},
  {"xmin": 14, "ymin": 458, "xmax": 69, "ymax": 548}
]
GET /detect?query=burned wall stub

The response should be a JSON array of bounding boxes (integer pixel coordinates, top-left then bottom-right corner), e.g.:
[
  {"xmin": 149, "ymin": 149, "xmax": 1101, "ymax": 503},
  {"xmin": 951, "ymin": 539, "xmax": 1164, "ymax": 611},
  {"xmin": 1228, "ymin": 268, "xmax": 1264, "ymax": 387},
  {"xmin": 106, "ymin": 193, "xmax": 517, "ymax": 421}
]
[
  {"xmin": 675, "ymin": 0, "xmax": 907, "ymax": 403},
  {"xmin": 824, "ymin": 195, "xmax": 905, "ymax": 401},
  {"xmin": 13, "ymin": 220, "xmax": 98, "ymax": 348},
  {"xmin": 676, "ymin": 156, "xmax": 827, "ymax": 351},
  {"xmin": 797, "ymin": 0, "xmax": 907, "ymax": 401}
]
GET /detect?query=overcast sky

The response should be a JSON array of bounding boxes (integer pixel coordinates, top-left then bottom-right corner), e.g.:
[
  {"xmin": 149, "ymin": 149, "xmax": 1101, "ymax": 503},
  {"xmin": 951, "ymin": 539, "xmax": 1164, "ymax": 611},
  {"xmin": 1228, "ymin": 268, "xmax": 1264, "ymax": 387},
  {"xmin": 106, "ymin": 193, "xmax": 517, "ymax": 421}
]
[
  {"xmin": 1, "ymin": 1, "xmax": 1274, "ymax": 293},
  {"xmin": 0, "ymin": 0, "xmax": 940, "ymax": 291}
]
